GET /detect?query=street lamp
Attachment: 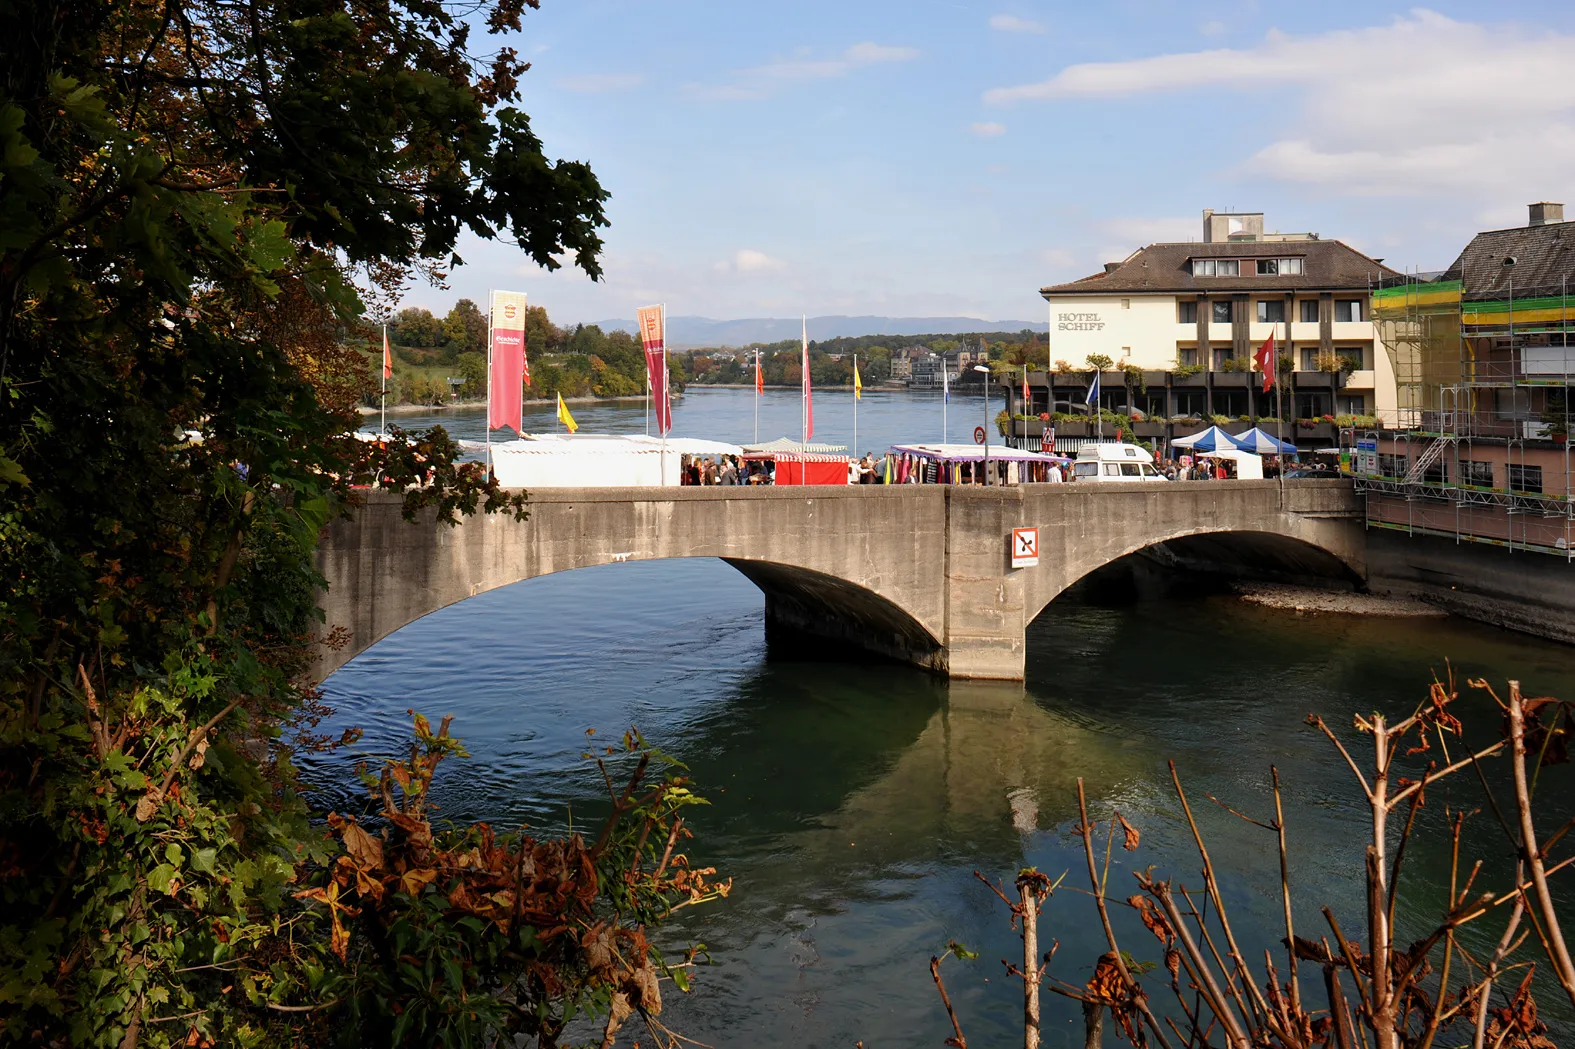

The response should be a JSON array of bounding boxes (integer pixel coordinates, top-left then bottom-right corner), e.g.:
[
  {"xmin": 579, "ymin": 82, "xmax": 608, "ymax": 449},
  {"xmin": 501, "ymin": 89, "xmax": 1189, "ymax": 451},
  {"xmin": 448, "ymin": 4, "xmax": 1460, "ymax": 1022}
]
[{"xmin": 973, "ymin": 365, "xmax": 992, "ymax": 485}]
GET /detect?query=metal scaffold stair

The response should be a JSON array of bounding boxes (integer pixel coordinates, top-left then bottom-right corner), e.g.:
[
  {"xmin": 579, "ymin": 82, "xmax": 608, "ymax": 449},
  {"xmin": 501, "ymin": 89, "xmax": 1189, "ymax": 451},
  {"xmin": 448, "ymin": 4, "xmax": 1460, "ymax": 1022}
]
[{"xmin": 1403, "ymin": 437, "xmax": 1448, "ymax": 484}]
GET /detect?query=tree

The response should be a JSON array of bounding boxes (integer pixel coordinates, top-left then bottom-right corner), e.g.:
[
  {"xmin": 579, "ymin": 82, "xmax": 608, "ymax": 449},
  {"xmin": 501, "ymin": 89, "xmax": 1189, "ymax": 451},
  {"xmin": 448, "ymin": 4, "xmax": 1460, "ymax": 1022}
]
[
  {"xmin": 0, "ymin": 0, "xmax": 668, "ymax": 1043},
  {"xmin": 441, "ymin": 298, "xmax": 487, "ymax": 359},
  {"xmin": 392, "ymin": 306, "xmax": 445, "ymax": 348}
]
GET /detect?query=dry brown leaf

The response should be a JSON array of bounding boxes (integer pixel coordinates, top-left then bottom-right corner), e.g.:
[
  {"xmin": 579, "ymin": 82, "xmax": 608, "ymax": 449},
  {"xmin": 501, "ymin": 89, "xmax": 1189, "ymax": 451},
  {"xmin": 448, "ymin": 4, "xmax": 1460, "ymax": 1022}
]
[
  {"xmin": 1116, "ymin": 812, "xmax": 1140, "ymax": 851},
  {"xmin": 341, "ymin": 821, "xmax": 384, "ymax": 870},
  {"xmin": 631, "ymin": 965, "xmax": 662, "ymax": 1015},
  {"xmin": 135, "ymin": 788, "xmax": 164, "ymax": 823},
  {"xmin": 188, "ymin": 738, "xmax": 208, "ymax": 770}
]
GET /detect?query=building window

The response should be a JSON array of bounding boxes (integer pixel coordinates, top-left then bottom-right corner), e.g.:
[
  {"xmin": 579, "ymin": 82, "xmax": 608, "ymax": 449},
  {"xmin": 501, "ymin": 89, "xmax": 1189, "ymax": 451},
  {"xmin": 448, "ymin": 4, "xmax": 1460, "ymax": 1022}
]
[
  {"xmin": 1212, "ymin": 348, "xmax": 1233, "ymax": 370},
  {"xmin": 1257, "ymin": 259, "xmax": 1278, "ymax": 275},
  {"xmin": 1192, "ymin": 258, "xmax": 1215, "ymax": 277},
  {"xmin": 1254, "ymin": 258, "xmax": 1304, "ymax": 275},
  {"xmin": 1196, "ymin": 258, "xmax": 1241, "ymax": 276},
  {"xmin": 1178, "ymin": 348, "xmax": 1198, "ymax": 367},
  {"xmin": 1300, "ymin": 300, "xmax": 1320, "ymax": 323},
  {"xmin": 1120, "ymin": 298, "xmax": 1131, "ymax": 310},
  {"xmin": 1283, "ymin": 258, "xmax": 1303, "ymax": 275},
  {"xmin": 1378, "ymin": 453, "xmax": 1408, "ymax": 478},
  {"xmin": 1257, "ymin": 300, "xmax": 1286, "ymax": 323},
  {"xmin": 1173, "ymin": 390, "xmax": 1205, "ymax": 416},
  {"xmin": 1218, "ymin": 260, "xmax": 1239, "ymax": 276},
  {"xmin": 1462, "ymin": 461, "xmax": 1495, "ymax": 488},
  {"xmin": 1334, "ymin": 299, "xmax": 1364, "ymax": 322},
  {"xmin": 1508, "ymin": 464, "xmax": 1543, "ymax": 493},
  {"xmin": 1337, "ymin": 346, "xmax": 1366, "ymax": 369},
  {"xmin": 1338, "ymin": 395, "xmax": 1366, "ymax": 414},
  {"xmin": 1178, "ymin": 301, "xmax": 1197, "ymax": 323},
  {"xmin": 1212, "ymin": 300, "xmax": 1233, "ymax": 324},
  {"xmin": 1301, "ymin": 348, "xmax": 1319, "ymax": 371}
]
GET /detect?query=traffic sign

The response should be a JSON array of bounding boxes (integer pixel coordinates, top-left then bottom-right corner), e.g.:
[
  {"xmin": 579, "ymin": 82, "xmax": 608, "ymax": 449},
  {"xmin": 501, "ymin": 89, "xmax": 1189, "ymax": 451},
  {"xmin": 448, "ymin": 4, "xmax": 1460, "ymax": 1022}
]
[
  {"xmin": 1011, "ymin": 527, "xmax": 1039, "ymax": 568},
  {"xmin": 973, "ymin": 425, "xmax": 986, "ymax": 445}
]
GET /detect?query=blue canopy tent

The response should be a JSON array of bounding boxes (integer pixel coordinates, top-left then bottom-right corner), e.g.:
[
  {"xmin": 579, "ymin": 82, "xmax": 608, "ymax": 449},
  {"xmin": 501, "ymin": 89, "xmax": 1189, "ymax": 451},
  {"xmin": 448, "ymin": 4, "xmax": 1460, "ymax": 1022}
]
[
  {"xmin": 1170, "ymin": 425, "xmax": 1239, "ymax": 452},
  {"xmin": 1231, "ymin": 427, "xmax": 1297, "ymax": 454}
]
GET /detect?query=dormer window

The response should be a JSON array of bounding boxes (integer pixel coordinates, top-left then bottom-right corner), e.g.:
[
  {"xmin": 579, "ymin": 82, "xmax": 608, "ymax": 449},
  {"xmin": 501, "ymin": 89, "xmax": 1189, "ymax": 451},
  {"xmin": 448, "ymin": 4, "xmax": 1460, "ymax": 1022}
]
[
  {"xmin": 1191, "ymin": 258, "xmax": 1240, "ymax": 276},
  {"xmin": 1256, "ymin": 258, "xmax": 1304, "ymax": 275}
]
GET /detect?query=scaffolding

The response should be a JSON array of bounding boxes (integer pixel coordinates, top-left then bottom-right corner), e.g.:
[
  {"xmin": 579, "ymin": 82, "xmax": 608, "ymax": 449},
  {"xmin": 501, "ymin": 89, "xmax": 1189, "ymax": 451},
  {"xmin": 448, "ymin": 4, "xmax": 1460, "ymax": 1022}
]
[{"xmin": 1355, "ymin": 265, "xmax": 1575, "ymax": 559}]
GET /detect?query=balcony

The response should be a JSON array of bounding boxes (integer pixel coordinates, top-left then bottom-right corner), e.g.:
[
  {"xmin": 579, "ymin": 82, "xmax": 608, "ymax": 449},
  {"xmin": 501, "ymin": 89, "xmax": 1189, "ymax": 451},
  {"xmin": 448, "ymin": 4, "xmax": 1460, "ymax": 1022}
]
[
  {"xmin": 1341, "ymin": 369, "xmax": 1376, "ymax": 390},
  {"xmin": 1330, "ymin": 322, "xmax": 1373, "ymax": 340}
]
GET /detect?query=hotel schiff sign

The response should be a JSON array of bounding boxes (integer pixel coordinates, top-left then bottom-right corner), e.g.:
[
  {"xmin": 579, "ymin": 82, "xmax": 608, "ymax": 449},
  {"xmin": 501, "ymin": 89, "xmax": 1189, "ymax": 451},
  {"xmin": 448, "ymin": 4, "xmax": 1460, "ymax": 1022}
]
[{"xmin": 1056, "ymin": 311, "xmax": 1104, "ymax": 332}]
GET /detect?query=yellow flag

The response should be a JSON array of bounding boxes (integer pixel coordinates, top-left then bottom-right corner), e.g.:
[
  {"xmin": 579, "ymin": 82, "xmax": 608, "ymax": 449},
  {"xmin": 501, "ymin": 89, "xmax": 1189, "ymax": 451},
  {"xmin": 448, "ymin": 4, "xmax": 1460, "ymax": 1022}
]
[
  {"xmin": 556, "ymin": 392, "xmax": 578, "ymax": 433},
  {"xmin": 853, "ymin": 360, "xmax": 863, "ymax": 400}
]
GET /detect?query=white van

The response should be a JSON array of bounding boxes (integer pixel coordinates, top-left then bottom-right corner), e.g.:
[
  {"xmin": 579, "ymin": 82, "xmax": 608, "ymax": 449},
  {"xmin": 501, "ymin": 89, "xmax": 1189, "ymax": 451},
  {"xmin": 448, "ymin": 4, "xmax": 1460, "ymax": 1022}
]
[{"xmin": 1071, "ymin": 442, "xmax": 1168, "ymax": 482}]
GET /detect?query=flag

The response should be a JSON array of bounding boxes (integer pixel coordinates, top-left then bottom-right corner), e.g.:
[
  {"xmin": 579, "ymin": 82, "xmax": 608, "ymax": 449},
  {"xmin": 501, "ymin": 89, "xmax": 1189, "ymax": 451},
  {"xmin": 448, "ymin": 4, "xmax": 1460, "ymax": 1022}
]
[
  {"xmin": 382, "ymin": 326, "xmax": 392, "ymax": 380},
  {"xmin": 489, "ymin": 291, "xmax": 528, "ymax": 434},
  {"xmin": 801, "ymin": 315, "xmax": 814, "ymax": 440},
  {"xmin": 755, "ymin": 353, "xmax": 764, "ymax": 395},
  {"xmin": 1254, "ymin": 333, "xmax": 1276, "ymax": 394},
  {"xmin": 1022, "ymin": 363, "xmax": 1029, "ymax": 411},
  {"xmin": 853, "ymin": 359, "xmax": 862, "ymax": 400},
  {"xmin": 556, "ymin": 392, "xmax": 578, "ymax": 433},
  {"xmin": 942, "ymin": 359, "xmax": 950, "ymax": 403},
  {"xmin": 637, "ymin": 305, "xmax": 671, "ymax": 435},
  {"xmin": 1084, "ymin": 371, "xmax": 1101, "ymax": 407}
]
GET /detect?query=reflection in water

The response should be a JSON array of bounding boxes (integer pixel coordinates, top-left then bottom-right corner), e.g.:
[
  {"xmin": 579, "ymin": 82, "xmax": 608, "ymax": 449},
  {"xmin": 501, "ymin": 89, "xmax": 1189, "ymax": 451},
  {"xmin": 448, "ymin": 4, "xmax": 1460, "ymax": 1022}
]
[{"xmin": 305, "ymin": 553, "xmax": 1575, "ymax": 1048}]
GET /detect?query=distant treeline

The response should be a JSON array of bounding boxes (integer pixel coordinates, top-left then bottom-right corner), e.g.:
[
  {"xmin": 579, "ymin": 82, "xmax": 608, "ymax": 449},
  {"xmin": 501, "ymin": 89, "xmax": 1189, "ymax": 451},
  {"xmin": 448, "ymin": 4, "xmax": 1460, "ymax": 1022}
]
[
  {"xmin": 681, "ymin": 330, "xmax": 1046, "ymax": 386},
  {"xmin": 367, "ymin": 302, "xmax": 678, "ymax": 405}
]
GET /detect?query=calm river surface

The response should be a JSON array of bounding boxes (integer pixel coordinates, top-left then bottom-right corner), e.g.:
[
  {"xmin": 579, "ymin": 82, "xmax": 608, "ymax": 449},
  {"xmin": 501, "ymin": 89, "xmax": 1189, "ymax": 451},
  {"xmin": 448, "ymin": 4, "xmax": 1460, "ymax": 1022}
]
[{"xmin": 312, "ymin": 388, "xmax": 1575, "ymax": 1047}]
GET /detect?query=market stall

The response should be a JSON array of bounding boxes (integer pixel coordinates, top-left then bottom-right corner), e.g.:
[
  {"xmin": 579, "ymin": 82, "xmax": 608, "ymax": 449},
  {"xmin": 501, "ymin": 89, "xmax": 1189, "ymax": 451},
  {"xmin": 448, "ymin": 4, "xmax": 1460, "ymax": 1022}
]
[
  {"xmin": 740, "ymin": 438, "xmax": 850, "ymax": 485},
  {"xmin": 889, "ymin": 443, "xmax": 1070, "ymax": 484},
  {"xmin": 1195, "ymin": 447, "xmax": 1263, "ymax": 480},
  {"xmin": 490, "ymin": 434, "xmax": 742, "ymax": 487}
]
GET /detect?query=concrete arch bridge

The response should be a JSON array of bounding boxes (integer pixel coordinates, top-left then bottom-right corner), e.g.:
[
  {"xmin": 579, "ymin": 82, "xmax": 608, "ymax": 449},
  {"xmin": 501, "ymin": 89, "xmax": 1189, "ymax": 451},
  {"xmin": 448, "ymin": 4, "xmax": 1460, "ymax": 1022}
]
[{"xmin": 314, "ymin": 482, "xmax": 1364, "ymax": 682}]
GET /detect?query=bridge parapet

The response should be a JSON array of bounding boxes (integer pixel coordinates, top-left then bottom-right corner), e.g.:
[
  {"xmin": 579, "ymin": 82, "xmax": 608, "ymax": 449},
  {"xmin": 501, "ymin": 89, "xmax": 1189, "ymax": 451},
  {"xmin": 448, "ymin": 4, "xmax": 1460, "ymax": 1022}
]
[{"xmin": 314, "ymin": 481, "xmax": 1363, "ymax": 682}]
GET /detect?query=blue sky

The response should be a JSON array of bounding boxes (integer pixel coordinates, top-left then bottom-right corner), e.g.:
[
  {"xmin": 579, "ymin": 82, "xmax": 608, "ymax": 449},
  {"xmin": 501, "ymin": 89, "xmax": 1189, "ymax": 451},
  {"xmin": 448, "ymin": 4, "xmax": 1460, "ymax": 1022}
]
[{"xmin": 406, "ymin": 0, "xmax": 1575, "ymax": 326}]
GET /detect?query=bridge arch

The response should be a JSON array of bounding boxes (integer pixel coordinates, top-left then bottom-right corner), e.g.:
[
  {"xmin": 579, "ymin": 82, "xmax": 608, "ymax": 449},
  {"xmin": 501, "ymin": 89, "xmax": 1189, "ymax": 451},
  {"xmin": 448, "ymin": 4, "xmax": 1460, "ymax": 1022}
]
[
  {"xmin": 314, "ymin": 481, "xmax": 1364, "ymax": 682},
  {"xmin": 1023, "ymin": 526, "xmax": 1365, "ymax": 628}
]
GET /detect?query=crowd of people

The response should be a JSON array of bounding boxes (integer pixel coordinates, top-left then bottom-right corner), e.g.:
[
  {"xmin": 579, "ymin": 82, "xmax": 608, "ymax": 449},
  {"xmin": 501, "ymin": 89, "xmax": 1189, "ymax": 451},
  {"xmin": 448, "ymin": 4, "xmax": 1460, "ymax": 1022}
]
[{"xmin": 675, "ymin": 451, "xmax": 1302, "ymax": 485}]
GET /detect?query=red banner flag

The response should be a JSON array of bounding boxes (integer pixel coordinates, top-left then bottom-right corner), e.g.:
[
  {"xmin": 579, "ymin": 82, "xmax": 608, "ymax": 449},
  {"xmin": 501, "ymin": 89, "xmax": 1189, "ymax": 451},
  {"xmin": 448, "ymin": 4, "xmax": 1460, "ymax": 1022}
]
[
  {"xmin": 489, "ymin": 291, "xmax": 527, "ymax": 434},
  {"xmin": 382, "ymin": 327, "xmax": 392, "ymax": 380},
  {"xmin": 637, "ymin": 305, "xmax": 671, "ymax": 435},
  {"xmin": 755, "ymin": 354, "xmax": 764, "ymax": 395},
  {"xmin": 1253, "ymin": 333, "xmax": 1276, "ymax": 394}
]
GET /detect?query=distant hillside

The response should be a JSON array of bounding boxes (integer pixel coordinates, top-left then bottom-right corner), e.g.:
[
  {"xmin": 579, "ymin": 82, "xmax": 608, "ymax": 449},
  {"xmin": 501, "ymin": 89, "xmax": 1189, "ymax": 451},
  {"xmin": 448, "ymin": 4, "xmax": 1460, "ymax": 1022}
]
[{"xmin": 592, "ymin": 315, "xmax": 1048, "ymax": 348}]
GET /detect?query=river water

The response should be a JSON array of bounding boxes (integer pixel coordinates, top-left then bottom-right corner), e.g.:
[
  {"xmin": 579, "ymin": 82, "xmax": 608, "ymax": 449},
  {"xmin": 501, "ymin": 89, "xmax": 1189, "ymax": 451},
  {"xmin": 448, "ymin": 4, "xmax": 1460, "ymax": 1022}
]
[{"xmin": 312, "ymin": 388, "xmax": 1575, "ymax": 1047}]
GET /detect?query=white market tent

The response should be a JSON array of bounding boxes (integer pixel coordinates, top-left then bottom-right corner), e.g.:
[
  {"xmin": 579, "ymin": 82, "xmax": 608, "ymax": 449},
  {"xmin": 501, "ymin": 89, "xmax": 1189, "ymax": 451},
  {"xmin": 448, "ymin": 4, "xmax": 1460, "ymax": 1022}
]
[
  {"xmin": 490, "ymin": 434, "xmax": 742, "ymax": 488},
  {"xmin": 1170, "ymin": 425, "xmax": 1239, "ymax": 451},
  {"xmin": 1195, "ymin": 447, "xmax": 1263, "ymax": 480}
]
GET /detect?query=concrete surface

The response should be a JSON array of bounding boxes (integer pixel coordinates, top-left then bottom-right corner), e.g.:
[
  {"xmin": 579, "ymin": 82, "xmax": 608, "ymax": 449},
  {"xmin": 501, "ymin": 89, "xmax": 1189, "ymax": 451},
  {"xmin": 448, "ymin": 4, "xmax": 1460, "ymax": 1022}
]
[{"xmin": 313, "ymin": 480, "xmax": 1364, "ymax": 682}]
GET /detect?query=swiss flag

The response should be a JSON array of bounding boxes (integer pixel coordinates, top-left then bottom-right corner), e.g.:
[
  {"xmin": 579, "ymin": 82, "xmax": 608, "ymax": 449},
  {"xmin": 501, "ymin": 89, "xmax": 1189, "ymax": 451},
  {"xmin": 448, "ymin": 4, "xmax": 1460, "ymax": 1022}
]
[{"xmin": 1253, "ymin": 334, "xmax": 1276, "ymax": 394}]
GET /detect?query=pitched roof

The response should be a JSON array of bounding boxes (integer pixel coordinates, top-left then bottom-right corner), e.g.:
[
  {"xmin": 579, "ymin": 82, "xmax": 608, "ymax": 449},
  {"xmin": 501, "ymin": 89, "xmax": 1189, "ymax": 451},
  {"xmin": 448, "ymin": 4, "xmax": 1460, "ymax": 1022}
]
[
  {"xmin": 1040, "ymin": 240, "xmax": 1399, "ymax": 297},
  {"xmin": 1442, "ymin": 221, "xmax": 1575, "ymax": 300}
]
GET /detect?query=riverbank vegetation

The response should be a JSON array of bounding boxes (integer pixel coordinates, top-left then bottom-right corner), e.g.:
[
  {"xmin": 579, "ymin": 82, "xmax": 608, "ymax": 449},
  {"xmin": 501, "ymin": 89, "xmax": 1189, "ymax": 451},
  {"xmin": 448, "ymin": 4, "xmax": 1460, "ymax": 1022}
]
[
  {"xmin": 0, "ymin": 0, "xmax": 719, "ymax": 1045},
  {"xmin": 366, "ymin": 304, "xmax": 681, "ymax": 406},
  {"xmin": 932, "ymin": 676, "xmax": 1574, "ymax": 1049},
  {"xmin": 680, "ymin": 330, "xmax": 1046, "ymax": 388}
]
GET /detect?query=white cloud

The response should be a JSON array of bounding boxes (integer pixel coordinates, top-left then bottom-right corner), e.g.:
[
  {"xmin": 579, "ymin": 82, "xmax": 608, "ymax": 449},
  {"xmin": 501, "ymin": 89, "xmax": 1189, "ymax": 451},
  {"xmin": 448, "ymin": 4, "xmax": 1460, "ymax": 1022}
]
[
  {"xmin": 1198, "ymin": 20, "xmax": 1226, "ymax": 37},
  {"xmin": 693, "ymin": 42, "xmax": 919, "ymax": 100},
  {"xmin": 715, "ymin": 249, "xmax": 786, "ymax": 275},
  {"xmin": 971, "ymin": 121, "xmax": 1007, "ymax": 138},
  {"xmin": 989, "ymin": 14, "xmax": 1046, "ymax": 35},
  {"xmin": 982, "ymin": 10, "xmax": 1575, "ymax": 201},
  {"xmin": 748, "ymin": 42, "xmax": 919, "ymax": 81},
  {"xmin": 558, "ymin": 73, "xmax": 645, "ymax": 93}
]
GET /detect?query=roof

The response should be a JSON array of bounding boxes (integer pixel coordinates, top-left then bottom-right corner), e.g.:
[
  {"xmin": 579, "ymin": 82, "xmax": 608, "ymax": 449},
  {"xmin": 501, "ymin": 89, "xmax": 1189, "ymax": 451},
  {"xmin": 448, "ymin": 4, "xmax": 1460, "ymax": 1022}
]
[
  {"xmin": 1040, "ymin": 239, "xmax": 1399, "ymax": 297},
  {"xmin": 1441, "ymin": 220, "xmax": 1575, "ymax": 300},
  {"xmin": 741, "ymin": 438, "xmax": 849, "ymax": 455},
  {"xmin": 891, "ymin": 443, "xmax": 1068, "ymax": 463}
]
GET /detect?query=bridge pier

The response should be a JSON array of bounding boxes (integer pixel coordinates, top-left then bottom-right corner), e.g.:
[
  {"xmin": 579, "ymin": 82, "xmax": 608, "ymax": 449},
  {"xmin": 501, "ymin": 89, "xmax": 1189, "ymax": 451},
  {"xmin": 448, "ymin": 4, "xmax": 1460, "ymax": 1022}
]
[{"xmin": 312, "ymin": 483, "xmax": 1364, "ymax": 684}]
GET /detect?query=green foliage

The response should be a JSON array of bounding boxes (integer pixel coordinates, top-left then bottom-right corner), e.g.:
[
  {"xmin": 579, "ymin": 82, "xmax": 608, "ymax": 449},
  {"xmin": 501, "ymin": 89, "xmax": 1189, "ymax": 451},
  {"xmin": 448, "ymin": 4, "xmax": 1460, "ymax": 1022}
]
[
  {"xmin": 441, "ymin": 299, "xmax": 487, "ymax": 361},
  {"xmin": 391, "ymin": 307, "xmax": 445, "ymax": 349},
  {"xmin": 0, "ymin": 0, "xmax": 638, "ymax": 1042},
  {"xmin": 1085, "ymin": 353, "xmax": 1114, "ymax": 372}
]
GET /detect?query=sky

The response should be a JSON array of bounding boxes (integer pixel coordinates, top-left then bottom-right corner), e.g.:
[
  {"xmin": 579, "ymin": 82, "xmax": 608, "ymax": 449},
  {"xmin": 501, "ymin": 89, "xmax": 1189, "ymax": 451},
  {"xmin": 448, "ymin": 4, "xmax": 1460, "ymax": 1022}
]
[{"xmin": 402, "ymin": 0, "xmax": 1575, "ymax": 327}]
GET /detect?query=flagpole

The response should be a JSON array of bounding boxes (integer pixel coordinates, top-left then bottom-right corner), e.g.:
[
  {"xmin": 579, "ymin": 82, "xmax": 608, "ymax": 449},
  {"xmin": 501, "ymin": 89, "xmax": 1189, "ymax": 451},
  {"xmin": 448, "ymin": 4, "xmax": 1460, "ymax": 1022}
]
[
  {"xmin": 753, "ymin": 349, "xmax": 760, "ymax": 445},
  {"xmin": 380, "ymin": 323, "xmax": 387, "ymax": 439},
  {"xmin": 1277, "ymin": 320, "xmax": 1286, "ymax": 507},
  {"xmin": 852, "ymin": 352, "xmax": 858, "ymax": 463},
  {"xmin": 660, "ymin": 303, "xmax": 668, "ymax": 482},
  {"xmin": 942, "ymin": 358, "xmax": 949, "ymax": 443},
  {"xmin": 800, "ymin": 314, "xmax": 807, "ymax": 487}
]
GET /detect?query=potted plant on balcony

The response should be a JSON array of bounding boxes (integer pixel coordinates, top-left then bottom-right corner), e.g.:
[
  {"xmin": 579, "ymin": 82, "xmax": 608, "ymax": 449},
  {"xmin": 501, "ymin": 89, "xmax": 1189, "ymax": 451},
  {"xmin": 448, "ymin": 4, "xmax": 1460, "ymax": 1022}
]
[{"xmin": 1171, "ymin": 362, "xmax": 1206, "ymax": 386}]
